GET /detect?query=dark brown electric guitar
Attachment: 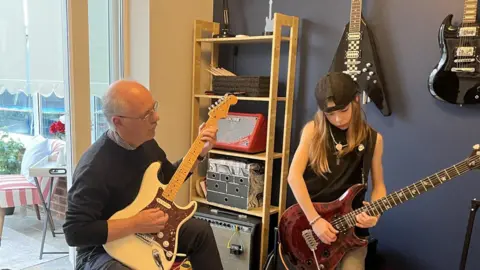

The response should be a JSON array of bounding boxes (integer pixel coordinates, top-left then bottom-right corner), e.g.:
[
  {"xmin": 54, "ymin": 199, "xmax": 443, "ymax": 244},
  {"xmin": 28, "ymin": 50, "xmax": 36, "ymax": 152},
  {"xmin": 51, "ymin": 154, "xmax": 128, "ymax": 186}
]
[{"xmin": 278, "ymin": 144, "xmax": 480, "ymax": 270}]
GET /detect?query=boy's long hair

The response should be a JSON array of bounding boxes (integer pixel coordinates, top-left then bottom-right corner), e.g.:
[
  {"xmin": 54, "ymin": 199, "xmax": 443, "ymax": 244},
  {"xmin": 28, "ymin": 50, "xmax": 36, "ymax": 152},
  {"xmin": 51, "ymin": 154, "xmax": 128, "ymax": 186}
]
[{"xmin": 309, "ymin": 99, "xmax": 370, "ymax": 178}]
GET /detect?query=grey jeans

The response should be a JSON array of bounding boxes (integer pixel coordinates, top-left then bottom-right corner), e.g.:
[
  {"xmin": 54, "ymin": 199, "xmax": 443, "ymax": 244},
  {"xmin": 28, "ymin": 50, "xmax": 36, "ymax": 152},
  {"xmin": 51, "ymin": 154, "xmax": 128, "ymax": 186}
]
[{"xmin": 336, "ymin": 246, "xmax": 368, "ymax": 270}]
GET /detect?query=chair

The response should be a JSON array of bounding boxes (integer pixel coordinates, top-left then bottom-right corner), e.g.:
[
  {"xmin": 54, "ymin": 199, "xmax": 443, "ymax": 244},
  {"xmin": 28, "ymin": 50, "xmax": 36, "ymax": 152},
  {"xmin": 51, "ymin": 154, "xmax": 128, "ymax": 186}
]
[{"xmin": 0, "ymin": 139, "xmax": 64, "ymax": 246}]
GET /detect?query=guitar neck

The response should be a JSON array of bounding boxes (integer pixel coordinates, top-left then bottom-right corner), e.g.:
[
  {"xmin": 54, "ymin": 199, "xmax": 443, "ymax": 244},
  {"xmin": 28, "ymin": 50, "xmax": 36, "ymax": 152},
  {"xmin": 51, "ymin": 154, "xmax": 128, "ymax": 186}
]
[
  {"xmin": 349, "ymin": 0, "xmax": 363, "ymax": 33},
  {"xmin": 338, "ymin": 155, "xmax": 479, "ymax": 230},
  {"xmin": 463, "ymin": 0, "xmax": 478, "ymax": 24},
  {"xmin": 162, "ymin": 135, "xmax": 205, "ymax": 201}
]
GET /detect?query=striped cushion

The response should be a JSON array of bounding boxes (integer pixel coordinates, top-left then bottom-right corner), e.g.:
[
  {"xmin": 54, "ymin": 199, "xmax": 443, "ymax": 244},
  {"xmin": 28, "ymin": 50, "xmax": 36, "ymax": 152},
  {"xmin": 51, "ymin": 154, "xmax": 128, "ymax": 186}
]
[
  {"xmin": 0, "ymin": 175, "xmax": 43, "ymax": 207},
  {"xmin": 0, "ymin": 139, "xmax": 65, "ymax": 208}
]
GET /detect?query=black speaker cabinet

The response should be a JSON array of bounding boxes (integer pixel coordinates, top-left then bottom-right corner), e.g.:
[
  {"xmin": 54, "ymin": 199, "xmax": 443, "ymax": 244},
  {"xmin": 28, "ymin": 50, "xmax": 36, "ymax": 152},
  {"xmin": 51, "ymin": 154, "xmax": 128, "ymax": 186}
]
[{"xmin": 193, "ymin": 205, "xmax": 262, "ymax": 270}]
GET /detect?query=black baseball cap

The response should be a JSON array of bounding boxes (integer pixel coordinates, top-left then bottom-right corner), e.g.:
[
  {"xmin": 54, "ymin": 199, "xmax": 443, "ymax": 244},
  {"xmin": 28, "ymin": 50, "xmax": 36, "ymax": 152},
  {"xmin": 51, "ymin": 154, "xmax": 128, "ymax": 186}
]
[{"xmin": 315, "ymin": 72, "xmax": 360, "ymax": 113}]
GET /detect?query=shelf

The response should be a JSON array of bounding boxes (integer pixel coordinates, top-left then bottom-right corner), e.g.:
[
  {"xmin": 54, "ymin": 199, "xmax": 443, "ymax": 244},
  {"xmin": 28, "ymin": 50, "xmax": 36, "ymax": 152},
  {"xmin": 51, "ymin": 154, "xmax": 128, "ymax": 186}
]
[
  {"xmin": 196, "ymin": 35, "xmax": 290, "ymax": 44},
  {"xmin": 192, "ymin": 196, "xmax": 279, "ymax": 217},
  {"xmin": 209, "ymin": 149, "xmax": 282, "ymax": 160},
  {"xmin": 195, "ymin": 94, "xmax": 286, "ymax": 102}
]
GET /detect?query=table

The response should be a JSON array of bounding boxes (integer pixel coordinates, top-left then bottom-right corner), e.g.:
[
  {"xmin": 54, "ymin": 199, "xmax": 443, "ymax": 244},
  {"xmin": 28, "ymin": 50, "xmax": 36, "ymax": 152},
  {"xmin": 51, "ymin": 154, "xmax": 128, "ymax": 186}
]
[{"xmin": 29, "ymin": 155, "xmax": 68, "ymax": 260}]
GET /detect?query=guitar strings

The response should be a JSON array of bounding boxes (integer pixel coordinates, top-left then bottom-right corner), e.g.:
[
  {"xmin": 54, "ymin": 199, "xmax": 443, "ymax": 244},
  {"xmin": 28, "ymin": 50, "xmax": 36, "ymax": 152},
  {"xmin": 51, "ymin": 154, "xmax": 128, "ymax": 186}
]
[
  {"xmin": 330, "ymin": 155, "xmax": 479, "ymax": 230},
  {"xmin": 335, "ymin": 157, "xmax": 474, "ymax": 227},
  {"xmin": 333, "ymin": 157, "xmax": 476, "ymax": 228}
]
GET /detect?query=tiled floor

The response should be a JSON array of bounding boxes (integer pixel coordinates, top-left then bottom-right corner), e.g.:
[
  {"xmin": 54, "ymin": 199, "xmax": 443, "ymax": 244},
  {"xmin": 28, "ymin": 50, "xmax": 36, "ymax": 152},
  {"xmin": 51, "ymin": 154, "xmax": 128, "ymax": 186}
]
[{"xmin": 3, "ymin": 207, "xmax": 72, "ymax": 270}]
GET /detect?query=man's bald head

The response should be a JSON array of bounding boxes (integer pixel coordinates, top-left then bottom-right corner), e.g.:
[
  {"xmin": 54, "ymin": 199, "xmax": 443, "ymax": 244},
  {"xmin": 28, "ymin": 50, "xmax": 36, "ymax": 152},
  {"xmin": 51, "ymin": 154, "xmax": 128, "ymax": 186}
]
[{"xmin": 102, "ymin": 80, "xmax": 152, "ymax": 129}]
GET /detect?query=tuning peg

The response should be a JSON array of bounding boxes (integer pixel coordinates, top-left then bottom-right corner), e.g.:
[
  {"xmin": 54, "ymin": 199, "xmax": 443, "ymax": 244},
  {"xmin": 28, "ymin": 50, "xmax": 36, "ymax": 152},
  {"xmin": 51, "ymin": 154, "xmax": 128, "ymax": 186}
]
[{"xmin": 474, "ymin": 144, "xmax": 480, "ymax": 150}]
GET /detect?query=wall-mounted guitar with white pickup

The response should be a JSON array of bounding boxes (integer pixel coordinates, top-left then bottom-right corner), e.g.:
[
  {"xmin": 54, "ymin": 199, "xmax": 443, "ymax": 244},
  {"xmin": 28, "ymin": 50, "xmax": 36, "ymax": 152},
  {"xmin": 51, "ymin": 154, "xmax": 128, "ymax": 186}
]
[
  {"xmin": 428, "ymin": 0, "xmax": 480, "ymax": 105},
  {"xmin": 329, "ymin": 0, "xmax": 391, "ymax": 116}
]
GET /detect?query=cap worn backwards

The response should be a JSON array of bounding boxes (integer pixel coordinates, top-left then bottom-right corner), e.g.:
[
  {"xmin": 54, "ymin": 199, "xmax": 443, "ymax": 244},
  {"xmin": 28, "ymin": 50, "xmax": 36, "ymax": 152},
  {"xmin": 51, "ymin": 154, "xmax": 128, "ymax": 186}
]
[{"xmin": 315, "ymin": 72, "xmax": 360, "ymax": 113}]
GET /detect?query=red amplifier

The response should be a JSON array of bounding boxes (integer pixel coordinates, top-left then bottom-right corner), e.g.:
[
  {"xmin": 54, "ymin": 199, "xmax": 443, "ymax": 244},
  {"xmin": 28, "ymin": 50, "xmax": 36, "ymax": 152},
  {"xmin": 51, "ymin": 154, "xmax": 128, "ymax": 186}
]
[{"xmin": 214, "ymin": 112, "xmax": 267, "ymax": 153}]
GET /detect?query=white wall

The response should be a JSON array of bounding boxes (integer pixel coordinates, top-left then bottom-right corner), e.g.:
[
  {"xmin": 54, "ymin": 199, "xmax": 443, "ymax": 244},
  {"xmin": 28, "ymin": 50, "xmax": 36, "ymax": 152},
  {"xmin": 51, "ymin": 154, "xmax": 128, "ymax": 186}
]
[
  {"xmin": 129, "ymin": 0, "xmax": 213, "ymax": 204},
  {"xmin": 129, "ymin": 0, "xmax": 149, "ymax": 87}
]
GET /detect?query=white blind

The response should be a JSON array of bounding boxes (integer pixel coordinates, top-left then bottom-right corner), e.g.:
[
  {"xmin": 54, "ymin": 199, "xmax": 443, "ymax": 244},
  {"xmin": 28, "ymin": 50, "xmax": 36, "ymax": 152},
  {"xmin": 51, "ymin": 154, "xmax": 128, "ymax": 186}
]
[
  {"xmin": 0, "ymin": 0, "xmax": 27, "ymax": 95},
  {"xmin": 0, "ymin": 0, "xmax": 112, "ymax": 98}
]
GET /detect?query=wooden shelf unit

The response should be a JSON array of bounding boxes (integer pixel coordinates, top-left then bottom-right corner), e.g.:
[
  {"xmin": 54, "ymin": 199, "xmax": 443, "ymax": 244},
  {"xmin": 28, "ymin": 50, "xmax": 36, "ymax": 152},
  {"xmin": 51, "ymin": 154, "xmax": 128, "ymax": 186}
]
[{"xmin": 189, "ymin": 13, "xmax": 298, "ymax": 269}]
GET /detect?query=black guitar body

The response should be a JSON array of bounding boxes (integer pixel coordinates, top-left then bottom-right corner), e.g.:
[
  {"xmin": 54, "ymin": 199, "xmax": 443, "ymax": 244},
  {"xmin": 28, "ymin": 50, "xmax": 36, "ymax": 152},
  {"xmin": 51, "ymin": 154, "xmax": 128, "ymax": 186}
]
[
  {"xmin": 330, "ymin": 19, "xmax": 391, "ymax": 116},
  {"xmin": 429, "ymin": 14, "xmax": 480, "ymax": 105}
]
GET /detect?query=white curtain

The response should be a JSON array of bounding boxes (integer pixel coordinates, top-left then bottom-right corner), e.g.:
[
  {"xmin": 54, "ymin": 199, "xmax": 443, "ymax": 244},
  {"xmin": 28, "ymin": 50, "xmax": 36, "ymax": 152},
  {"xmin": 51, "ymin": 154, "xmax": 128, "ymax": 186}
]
[{"xmin": 0, "ymin": 0, "xmax": 27, "ymax": 95}]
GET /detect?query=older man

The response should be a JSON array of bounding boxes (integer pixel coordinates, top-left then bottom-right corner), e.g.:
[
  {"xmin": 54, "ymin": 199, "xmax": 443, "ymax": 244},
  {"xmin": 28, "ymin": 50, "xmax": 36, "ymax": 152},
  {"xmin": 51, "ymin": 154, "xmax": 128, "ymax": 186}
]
[{"xmin": 63, "ymin": 80, "xmax": 223, "ymax": 270}]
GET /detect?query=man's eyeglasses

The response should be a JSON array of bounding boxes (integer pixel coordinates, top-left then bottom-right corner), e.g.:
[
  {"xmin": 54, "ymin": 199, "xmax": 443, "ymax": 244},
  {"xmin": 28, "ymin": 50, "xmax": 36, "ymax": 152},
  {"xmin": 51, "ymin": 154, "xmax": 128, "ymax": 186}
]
[{"xmin": 117, "ymin": 101, "xmax": 158, "ymax": 121}]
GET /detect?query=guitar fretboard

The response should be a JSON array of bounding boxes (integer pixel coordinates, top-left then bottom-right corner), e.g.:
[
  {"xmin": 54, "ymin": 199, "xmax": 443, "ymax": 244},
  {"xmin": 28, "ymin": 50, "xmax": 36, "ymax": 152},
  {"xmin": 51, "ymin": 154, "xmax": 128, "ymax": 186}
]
[
  {"xmin": 162, "ymin": 132, "xmax": 206, "ymax": 201},
  {"xmin": 332, "ymin": 154, "xmax": 480, "ymax": 231},
  {"xmin": 349, "ymin": 0, "xmax": 363, "ymax": 33},
  {"xmin": 463, "ymin": 0, "xmax": 478, "ymax": 24}
]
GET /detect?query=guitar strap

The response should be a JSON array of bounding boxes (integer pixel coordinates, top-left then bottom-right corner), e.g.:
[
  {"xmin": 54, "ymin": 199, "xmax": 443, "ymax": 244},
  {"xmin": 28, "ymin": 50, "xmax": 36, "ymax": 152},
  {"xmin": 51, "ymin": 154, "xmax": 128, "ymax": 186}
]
[{"xmin": 361, "ymin": 128, "xmax": 377, "ymax": 187}]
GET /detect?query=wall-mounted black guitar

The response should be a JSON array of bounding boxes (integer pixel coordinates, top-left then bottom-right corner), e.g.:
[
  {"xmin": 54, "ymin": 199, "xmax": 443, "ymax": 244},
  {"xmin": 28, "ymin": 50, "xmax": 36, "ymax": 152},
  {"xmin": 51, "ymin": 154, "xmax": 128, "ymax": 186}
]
[
  {"xmin": 428, "ymin": 0, "xmax": 480, "ymax": 105},
  {"xmin": 329, "ymin": 0, "xmax": 391, "ymax": 116}
]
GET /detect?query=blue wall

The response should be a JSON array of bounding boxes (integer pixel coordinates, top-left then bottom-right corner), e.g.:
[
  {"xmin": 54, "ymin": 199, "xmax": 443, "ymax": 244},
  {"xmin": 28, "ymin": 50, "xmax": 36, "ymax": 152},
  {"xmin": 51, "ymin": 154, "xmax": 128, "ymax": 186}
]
[{"xmin": 213, "ymin": 0, "xmax": 480, "ymax": 269}]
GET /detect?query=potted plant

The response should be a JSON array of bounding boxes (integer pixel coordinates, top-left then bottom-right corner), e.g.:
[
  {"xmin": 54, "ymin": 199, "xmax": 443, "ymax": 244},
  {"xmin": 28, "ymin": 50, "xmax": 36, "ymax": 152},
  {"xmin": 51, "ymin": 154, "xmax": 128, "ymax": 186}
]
[{"xmin": 0, "ymin": 131, "xmax": 26, "ymax": 215}]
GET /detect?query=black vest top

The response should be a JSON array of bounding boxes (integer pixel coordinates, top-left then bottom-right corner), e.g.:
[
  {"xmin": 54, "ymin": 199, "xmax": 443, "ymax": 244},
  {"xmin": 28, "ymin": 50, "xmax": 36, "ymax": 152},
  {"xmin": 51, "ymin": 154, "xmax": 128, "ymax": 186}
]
[{"xmin": 303, "ymin": 123, "xmax": 377, "ymax": 236}]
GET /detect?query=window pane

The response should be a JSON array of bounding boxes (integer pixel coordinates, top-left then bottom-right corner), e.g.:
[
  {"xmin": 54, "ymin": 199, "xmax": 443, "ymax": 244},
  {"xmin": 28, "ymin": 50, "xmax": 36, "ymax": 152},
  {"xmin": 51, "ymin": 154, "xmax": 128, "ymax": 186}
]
[
  {"xmin": 0, "ymin": 92, "xmax": 34, "ymax": 135},
  {"xmin": 40, "ymin": 93, "xmax": 65, "ymax": 139},
  {"xmin": 88, "ymin": 0, "xmax": 122, "ymax": 141},
  {"xmin": 0, "ymin": 1, "xmax": 35, "ymax": 137}
]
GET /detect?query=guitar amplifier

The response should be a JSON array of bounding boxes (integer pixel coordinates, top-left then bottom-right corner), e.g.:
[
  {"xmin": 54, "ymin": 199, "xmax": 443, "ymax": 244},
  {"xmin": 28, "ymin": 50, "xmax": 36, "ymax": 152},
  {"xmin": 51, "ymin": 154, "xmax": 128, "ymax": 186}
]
[
  {"xmin": 193, "ymin": 205, "xmax": 261, "ymax": 270},
  {"xmin": 214, "ymin": 112, "xmax": 267, "ymax": 153}
]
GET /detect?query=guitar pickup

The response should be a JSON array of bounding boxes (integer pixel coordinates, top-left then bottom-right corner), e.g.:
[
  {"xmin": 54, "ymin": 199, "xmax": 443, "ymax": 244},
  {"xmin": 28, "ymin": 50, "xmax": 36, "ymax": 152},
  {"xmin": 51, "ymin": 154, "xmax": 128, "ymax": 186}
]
[
  {"xmin": 451, "ymin": 67, "xmax": 475, "ymax": 72},
  {"xmin": 459, "ymin": 26, "xmax": 478, "ymax": 37},
  {"xmin": 347, "ymin": 33, "xmax": 361, "ymax": 41},
  {"xmin": 346, "ymin": 50, "xmax": 360, "ymax": 59},
  {"xmin": 454, "ymin": 58, "xmax": 476, "ymax": 63},
  {"xmin": 456, "ymin": 47, "xmax": 475, "ymax": 57}
]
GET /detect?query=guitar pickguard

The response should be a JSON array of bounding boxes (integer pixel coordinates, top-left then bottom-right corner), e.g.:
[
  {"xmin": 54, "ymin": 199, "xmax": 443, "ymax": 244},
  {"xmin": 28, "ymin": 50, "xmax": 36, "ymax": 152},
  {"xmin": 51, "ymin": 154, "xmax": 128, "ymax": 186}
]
[{"xmin": 136, "ymin": 189, "xmax": 196, "ymax": 262}]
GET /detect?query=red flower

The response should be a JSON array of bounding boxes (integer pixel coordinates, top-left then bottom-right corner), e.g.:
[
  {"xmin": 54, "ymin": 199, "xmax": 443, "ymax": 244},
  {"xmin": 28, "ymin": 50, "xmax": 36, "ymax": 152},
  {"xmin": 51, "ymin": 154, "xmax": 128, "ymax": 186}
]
[{"xmin": 49, "ymin": 121, "xmax": 65, "ymax": 134}]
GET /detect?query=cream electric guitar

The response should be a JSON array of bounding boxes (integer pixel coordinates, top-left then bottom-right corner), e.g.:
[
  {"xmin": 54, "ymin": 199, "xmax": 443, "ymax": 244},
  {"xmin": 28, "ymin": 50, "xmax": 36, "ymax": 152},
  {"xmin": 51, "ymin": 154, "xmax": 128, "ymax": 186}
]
[{"xmin": 104, "ymin": 94, "xmax": 238, "ymax": 270}]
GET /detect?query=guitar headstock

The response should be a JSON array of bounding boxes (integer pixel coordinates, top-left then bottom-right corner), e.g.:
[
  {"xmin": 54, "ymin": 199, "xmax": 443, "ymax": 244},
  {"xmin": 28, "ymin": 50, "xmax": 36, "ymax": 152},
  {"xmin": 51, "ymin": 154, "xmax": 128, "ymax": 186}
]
[
  {"xmin": 207, "ymin": 94, "xmax": 238, "ymax": 120},
  {"xmin": 468, "ymin": 144, "xmax": 480, "ymax": 170}
]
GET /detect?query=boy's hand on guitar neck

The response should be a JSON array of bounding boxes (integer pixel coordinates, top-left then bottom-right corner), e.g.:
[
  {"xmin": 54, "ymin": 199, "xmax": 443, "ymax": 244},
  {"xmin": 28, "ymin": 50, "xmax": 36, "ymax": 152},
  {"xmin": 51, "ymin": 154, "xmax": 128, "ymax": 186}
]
[
  {"xmin": 312, "ymin": 218, "xmax": 338, "ymax": 245},
  {"xmin": 131, "ymin": 208, "xmax": 169, "ymax": 233}
]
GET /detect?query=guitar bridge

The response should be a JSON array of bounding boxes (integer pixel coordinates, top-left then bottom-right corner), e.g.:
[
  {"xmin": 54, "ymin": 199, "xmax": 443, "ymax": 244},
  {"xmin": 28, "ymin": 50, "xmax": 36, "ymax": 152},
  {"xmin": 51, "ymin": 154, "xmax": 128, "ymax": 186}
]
[
  {"xmin": 451, "ymin": 67, "xmax": 475, "ymax": 72},
  {"xmin": 454, "ymin": 58, "xmax": 476, "ymax": 63}
]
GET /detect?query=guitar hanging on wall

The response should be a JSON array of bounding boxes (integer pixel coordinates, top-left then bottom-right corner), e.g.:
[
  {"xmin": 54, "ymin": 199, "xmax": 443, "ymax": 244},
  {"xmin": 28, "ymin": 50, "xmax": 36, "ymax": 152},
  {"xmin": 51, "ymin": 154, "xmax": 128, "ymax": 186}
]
[
  {"xmin": 428, "ymin": 0, "xmax": 480, "ymax": 105},
  {"xmin": 329, "ymin": 0, "xmax": 391, "ymax": 117},
  {"xmin": 103, "ymin": 94, "xmax": 238, "ymax": 270}
]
